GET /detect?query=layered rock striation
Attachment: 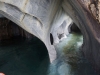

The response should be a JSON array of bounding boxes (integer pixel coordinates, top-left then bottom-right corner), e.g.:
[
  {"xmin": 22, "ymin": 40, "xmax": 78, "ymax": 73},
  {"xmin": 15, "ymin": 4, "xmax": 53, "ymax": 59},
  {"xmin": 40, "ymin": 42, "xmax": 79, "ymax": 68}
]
[{"xmin": 0, "ymin": 0, "xmax": 100, "ymax": 73}]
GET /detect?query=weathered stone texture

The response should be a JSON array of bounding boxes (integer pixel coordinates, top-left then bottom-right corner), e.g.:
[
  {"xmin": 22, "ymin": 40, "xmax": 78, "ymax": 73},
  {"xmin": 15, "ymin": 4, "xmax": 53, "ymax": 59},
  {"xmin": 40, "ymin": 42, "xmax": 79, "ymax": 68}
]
[
  {"xmin": 80, "ymin": 0, "xmax": 100, "ymax": 22},
  {"xmin": 0, "ymin": 0, "xmax": 62, "ymax": 62},
  {"xmin": 0, "ymin": 1, "xmax": 100, "ymax": 74}
]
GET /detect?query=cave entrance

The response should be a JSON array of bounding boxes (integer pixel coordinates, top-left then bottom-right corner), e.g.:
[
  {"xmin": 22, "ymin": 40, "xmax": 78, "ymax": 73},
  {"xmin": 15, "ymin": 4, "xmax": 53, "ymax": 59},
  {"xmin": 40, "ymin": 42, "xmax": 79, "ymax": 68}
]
[
  {"xmin": 69, "ymin": 23, "xmax": 82, "ymax": 34},
  {"xmin": 0, "ymin": 17, "xmax": 50, "ymax": 75},
  {"xmin": 0, "ymin": 17, "xmax": 35, "ymax": 41}
]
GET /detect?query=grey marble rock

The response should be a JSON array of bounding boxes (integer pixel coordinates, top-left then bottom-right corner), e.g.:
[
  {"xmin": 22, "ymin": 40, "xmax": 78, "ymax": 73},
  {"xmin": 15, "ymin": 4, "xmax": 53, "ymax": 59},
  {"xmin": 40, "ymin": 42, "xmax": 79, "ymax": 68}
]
[{"xmin": 0, "ymin": 1, "xmax": 100, "ymax": 74}]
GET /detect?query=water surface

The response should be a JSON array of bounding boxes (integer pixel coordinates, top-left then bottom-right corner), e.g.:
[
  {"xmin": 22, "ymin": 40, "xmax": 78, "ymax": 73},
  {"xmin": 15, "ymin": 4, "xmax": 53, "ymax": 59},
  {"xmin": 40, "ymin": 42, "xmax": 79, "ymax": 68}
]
[{"xmin": 0, "ymin": 33, "xmax": 98, "ymax": 75}]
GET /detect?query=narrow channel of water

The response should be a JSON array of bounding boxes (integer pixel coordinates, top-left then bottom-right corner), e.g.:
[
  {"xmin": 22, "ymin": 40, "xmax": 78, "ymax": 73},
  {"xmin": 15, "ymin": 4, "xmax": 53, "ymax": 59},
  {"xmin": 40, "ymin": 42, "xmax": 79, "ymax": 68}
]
[{"xmin": 0, "ymin": 33, "xmax": 98, "ymax": 75}]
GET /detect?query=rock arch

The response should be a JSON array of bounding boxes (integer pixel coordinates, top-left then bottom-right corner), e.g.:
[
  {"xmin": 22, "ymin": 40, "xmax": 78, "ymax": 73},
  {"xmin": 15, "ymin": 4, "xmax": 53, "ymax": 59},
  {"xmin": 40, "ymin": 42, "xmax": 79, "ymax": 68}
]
[
  {"xmin": 0, "ymin": 0, "xmax": 62, "ymax": 63},
  {"xmin": 0, "ymin": 0, "xmax": 100, "ymax": 73}
]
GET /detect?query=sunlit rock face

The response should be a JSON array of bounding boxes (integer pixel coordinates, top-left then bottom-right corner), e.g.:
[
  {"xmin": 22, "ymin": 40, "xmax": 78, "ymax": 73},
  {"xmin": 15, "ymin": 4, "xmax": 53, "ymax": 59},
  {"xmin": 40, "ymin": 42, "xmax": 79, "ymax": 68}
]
[
  {"xmin": 50, "ymin": 8, "xmax": 73, "ymax": 44},
  {"xmin": 0, "ymin": 0, "xmax": 100, "ymax": 73}
]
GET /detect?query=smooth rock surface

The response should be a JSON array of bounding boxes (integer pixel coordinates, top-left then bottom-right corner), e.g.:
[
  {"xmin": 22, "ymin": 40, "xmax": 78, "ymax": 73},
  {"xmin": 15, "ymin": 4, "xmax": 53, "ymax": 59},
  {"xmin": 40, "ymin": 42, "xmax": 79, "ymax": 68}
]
[{"xmin": 0, "ymin": 1, "xmax": 100, "ymax": 74}]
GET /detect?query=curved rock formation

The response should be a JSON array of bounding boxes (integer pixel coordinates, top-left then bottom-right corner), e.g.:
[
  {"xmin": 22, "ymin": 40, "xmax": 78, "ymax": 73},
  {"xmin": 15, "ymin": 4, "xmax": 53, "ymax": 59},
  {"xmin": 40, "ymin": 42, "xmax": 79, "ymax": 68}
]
[
  {"xmin": 0, "ymin": 0, "xmax": 100, "ymax": 73},
  {"xmin": 62, "ymin": 0, "xmax": 100, "ymax": 73}
]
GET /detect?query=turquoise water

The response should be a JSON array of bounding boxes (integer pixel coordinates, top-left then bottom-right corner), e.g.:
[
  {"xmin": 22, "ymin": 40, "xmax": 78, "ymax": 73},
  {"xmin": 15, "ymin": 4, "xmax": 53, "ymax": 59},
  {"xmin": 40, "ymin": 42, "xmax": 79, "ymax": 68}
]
[{"xmin": 0, "ymin": 33, "xmax": 99, "ymax": 75}]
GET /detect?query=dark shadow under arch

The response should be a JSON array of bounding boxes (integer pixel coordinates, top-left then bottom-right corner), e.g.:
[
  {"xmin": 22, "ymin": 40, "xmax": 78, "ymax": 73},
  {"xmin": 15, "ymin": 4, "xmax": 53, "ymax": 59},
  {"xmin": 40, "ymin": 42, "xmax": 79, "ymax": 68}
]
[
  {"xmin": 50, "ymin": 33, "xmax": 54, "ymax": 45},
  {"xmin": 69, "ymin": 23, "xmax": 81, "ymax": 34},
  {"xmin": 0, "ymin": 17, "xmax": 50, "ymax": 75}
]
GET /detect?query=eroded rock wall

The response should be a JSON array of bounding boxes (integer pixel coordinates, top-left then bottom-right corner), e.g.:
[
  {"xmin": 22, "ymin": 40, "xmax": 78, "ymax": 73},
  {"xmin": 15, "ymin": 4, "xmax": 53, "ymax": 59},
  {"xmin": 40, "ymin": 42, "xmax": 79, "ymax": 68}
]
[
  {"xmin": 0, "ymin": 1, "xmax": 100, "ymax": 74},
  {"xmin": 0, "ymin": 0, "xmax": 62, "ymax": 62},
  {"xmin": 0, "ymin": 18, "xmax": 34, "ymax": 40},
  {"xmin": 80, "ymin": 0, "xmax": 100, "ymax": 22},
  {"xmin": 62, "ymin": 0, "xmax": 100, "ymax": 74}
]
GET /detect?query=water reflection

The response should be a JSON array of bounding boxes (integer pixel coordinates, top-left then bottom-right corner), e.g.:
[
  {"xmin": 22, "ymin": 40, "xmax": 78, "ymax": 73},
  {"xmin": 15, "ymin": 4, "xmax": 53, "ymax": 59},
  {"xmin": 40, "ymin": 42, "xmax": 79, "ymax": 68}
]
[{"xmin": 0, "ymin": 33, "xmax": 98, "ymax": 75}]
